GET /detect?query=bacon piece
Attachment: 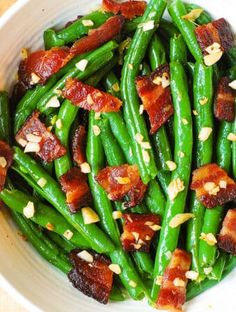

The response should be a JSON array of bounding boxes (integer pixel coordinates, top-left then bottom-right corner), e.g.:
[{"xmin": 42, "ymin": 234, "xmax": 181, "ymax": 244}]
[
  {"xmin": 18, "ymin": 47, "xmax": 71, "ymax": 88},
  {"xmin": 195, "ymin": 18, "xmax": 234, "ymax": 55},
  {"xmin": 95, "ymin": 164, "xmax": 147, "ymax": 207},
  {"xmin": 68, "ymin": 249, "xmax": 113, "ymax": 304},
  {"xmin": 121, "ymin": 213, "xmax": 160, "ymax": 252},
  {"xmin": 214, "ymin": 77, "xmax": 236, "ymax": 122},
  {"xmin": 136, "ymin": 64, "xmax": 174, "ymax": 134},
  {"xmin": 72, "ymin": 125, "xmax": 87, "ymax": 166},
  {"xmin": 59, "ymin": 167, "xmax": 91, "ymax": 213},
  {"xmin": 102, "ymin": 0, "xmax": 146, "ymax": 19},
  {"xmin": 157, "ymin": 249, "xmax": 191, "ymax": 312},
  {"xmin": 70, "ymin": 15, "xmax": 125, "ymax": 55},
  {"xmin": 63, "ymin": 78, "xmax": 122, "ymax": 113},
  {"xmin": 15, "ymin": 111, "xmax": 66, "ymax": 163},
  {"xmin": 218, "ymin": 209, "xmax": 236, "ymax": 255},
  {"xmin": 190, "ymin": 163, "xmax": 236, "ymax": 208},
  {"xmin": 0, "ymin": 141, "xmax": 13, "ymax": 191}
]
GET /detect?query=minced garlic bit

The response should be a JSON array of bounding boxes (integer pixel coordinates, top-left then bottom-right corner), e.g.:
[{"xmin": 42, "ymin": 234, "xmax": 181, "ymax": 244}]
[
  {"xmin": 219, "ymin": 180, "xmax": 227, "ymax": 189},
  {"xmin": 82, "ymin": 19, "xmax": 94, "ymax": 27},
  {"xmin": 141, "ymin": 141, "xmax": 151, "ymax": 149},
  {"xmin": 185, "ymin": 270, "xmax": 199, "ymax": 281},
  {"xmin": 132, "ymin": 232, "xmax": 140, "ymax": 241},
  {"xmin": 142, "ymin": 150, "xmax": 150, "ymax": 163},
  {"xmin": 112, "ymin": 82, "xmax": 120, "ymax": 92},
  {"xmin": 21, "ymin": 48, "xmax": 28, "ymax": 60},
  {"xmin": 155, "ymin": 275, "xmax": 163, "ymax": 285},
  {"xmin": 193, "ymin": 110, "xmax": 198, "ymax": 116},
  {"xmin": 153, "ymin": 72, "xmax": 170, "ymax": 88},
  {"xmin": 56, "ymin": 118, "xmax": 63, "ymax": 129},
  {"xmin": 133, "ymin": 243, "xmax": 142, "ymax": 250},
  {"xmin": 199, "ymin": 97, "xmax": 208, "ymax": 105},
  {"xmin": 227, "ymin": 133, "xmax": 236, "ymax": 142},
  {"xmin": 46, "ymin": 96, "xmax": 60, "ymax": 108},
  {"xmin": 203, "ymin": 182, "xmax": 220, "ymax": 196},
  {"xmin": 23, "ymin": 201, "xmax": 35, "ymax": 219},
  {"xmin": 30, "ymin": 73, "xmax": 40, "ymax": 85},
  {"xmin": 182, "ymin": 8, "xmax": 203, "ymax": 21},
  {"xmin": 198, "ymin": 127, "xmax": 212, "ymax": 142},
  {"xmin": 94, "ymin": 112, "xmax": 101, "ymax": 120},
  {"xmin": 169, "ymin": 213, "xmax": 194, "ymax": 228},
  {"xmin": 63, "ymin": 229, "xmax": 74, "ymax": 240},
  {"xmin": 145, "ymin": 221, "xmax": 154, "ymax": 226},
  {"xmin": 92, "ymin": 125, "xmax": 101, "ymax": 136},
  {"xmin": 128, "ymin": 280, "xmax": 137, "ymax": 288},
  {"xmin": 205, "ymin": 42, "xmax": 221, "ymax": 54},
  {"xmin": 168, "ymin": 178, "xmax": 185, "ymax": 201},
  {"xmin": 173, "ymin": 278, "xmax": 185, "ymax": 287},
  {"xmin": 77, "ymin": 250, "xmax": 93, "ymax": 263},
  {"xmin": 109, "ymin": 264, "xmax": 121, "ymax": 275},
  {"xmin": 80, "ymin": 162, "xmax": 91, "ymax": 174},
  {"xmin": 139, "ymin": 20, "xmax": 155, "ymax": 32},
  {"xmin": 112, "ymin": 211, "xmax": 123, "ymax": 220},
  {"xmin": 46, "ymin": 223, "xmax": 54, "ymax": 231},
  {"xmin": 0, "ymin": 157, "xmax": 7, "ymax": 168},
  {"xmin": 204, "ymin": 43, "xmax": 223, "ymax": 66},
  {"xmin": 135, "ymin": 133, "xmax": 144, "ymax": 144},
  {"xmin": 82, "ymin": 207, "xmax": 100, "ymax": 224},
  {"xmin": 145, "ymin": 235, "xmax": 151, "ymax": 241},
  {"xmin": 115, "ymin": 176, "xmax": 131, "ymax": 185},
  {"xmin": 149, "ymin": 224, "xmax": 161, "ymax": 231},
  {"xmin": 178, "ymin": 151, "xmax": 185, "ymax": 158},
  {"xmin": 26, "ymin": 133, "xmax": 42, "ymax": 143},
  {"xmin": 87, "ymin": 94, "xmax": 94, "ymax": 105},
  {"xmin": 165, "ymin": 251, "xmax": 172, "ymax": 260},
  {"xmin": 128, "ymin": 63, "xmax": 133, "ymax": 70},
  {"xmin": 228, "ymin": 80, "xmax": 236, "ymax": 90},
  {"xmin": 18, "ymin": 138, "xmax": 27, "ymax": 147},
  {"xmin": 166, "ymin": 160, "xmax": 177, "ymax": 171},
  {"xmin": 203, "ymin": 267, "xmax": 213, "ymax": 275},
  {"xmin": 200, "ymin": 232, "xmax": 217, "ymax": 246},
  {"xmin": 24, "ymin": 142, "xmax": 40, "ymax": 153},
  {"xmin": 182, "ymin": 118, "xmax": 189, "ymax": 125},
  {"xmin": 139, "ymin": 104, "xmax": 144, "ymax": 115},
  {"xmin": 53, "ymin": 89, "xmax": 63, "ymax": 97},
  {"xmin": 37, "ymin": 177, "xmax": 47, "ymax": 188},
  {"xmin": 76, "ymin": 59, "xmax": 88, "ymax": 71}
]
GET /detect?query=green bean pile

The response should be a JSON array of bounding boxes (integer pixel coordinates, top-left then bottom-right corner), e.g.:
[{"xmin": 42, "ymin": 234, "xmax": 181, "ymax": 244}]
[{"xmin": 0, "ymin": 0, "xmax": 236, "ymax": 309}]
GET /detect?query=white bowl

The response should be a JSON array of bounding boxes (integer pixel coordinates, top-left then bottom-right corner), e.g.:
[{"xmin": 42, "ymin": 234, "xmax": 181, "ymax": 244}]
[{"xmin": 0, "ymin": 0, "xmax": 235, "ymax": 311}]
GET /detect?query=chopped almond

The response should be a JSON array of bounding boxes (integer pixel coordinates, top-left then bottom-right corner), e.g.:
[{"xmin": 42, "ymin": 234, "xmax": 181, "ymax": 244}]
[
  {"xmin": 82, "ymin": 207, "xmax": 100, "ymax": 224},
  {"xmin": 169, "ymin": 213, "xmax": 194, "ymax": 228},
  {"xmin": 168, "ymin": 178, "xmax": 185, "ymax": 201},
  {"xmin": 200, "ymin": 232, "xmax": 217, "ymax": 246}
]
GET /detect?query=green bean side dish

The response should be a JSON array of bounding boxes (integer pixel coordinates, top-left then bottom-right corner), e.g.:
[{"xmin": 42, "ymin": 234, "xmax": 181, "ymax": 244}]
[{"xmin": 0, "ymin": 0, "xmax": 236, "ymax": 310}]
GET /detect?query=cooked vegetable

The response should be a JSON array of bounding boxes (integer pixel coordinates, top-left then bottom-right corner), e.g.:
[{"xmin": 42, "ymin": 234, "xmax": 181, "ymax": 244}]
[{"xmin": 102, "ymin": 0, "xmax": 146, "ymax": 19}]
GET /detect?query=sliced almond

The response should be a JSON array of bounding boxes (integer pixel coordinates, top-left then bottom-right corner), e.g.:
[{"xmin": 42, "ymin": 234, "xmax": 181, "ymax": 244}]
[
  {"xmin": 149, "ymin": 224, "xmax": 161, "ymax": 231},
  {"xmin": 128, "ymin": 64, "xmax": 133, "ymax": 70},
  {"xmin": 94, "ymin": 112, "xmax": 101, "ymax": 120},
  {"xmin": 142, "ymin": 150, "xmax": 150, "ymax": 163},
  {"xmin": 219, "ymin": 180, "xmax": 227, "ymax": 189},
  {"xmin": 80, "ymin": 162, "xmax": 91, "ymax": 174},
  {"xmin": 24, "ymin": 142, "xmax": 40, "ymax": 153},
  {"xmin": 227, "ymin": 133, "xmax": 236, "ymax": 142},
  {"xmin": 112, "ymin": 211, "xmax": 122, "ymax": 220},
  {"xmin": 141, "ymin": 141, "xmax": 151, "ymax": 149},
  {"xmin": 145, "ymin": 221, "xmax": 154, "ymax": 226},
  {"xmin": 37, "ymin": 177, "xmax": 47, "ymax": 188},
  {"xmin": 228, "ymin": 80, "xmax": 236, "ymax": 90},
  {"xmin": 166, "ymin": 160, "xmax": 177, "ymax": 171},
  {"xmin": 182, "ymin": 8, "xmax": 203, "ymax": 21},
  {"xmin": 133, "ymin": 243, "xmax": 142, "ymax": 250},
  {"xmin": 87, "ymin": 94, "xmax": 94, "ymax": 105},
  {"xmin": 18, "ymin": 138, "xmax": 27, "ymax": 147},
  {"xmin": 199, "ymin": 97, "xmax": 208, "ymax": 105},
  {"xmin": 203, "ymin": 267, "xmax": 213, "ymax": 275},
  {"xmin": 77, "ymin": 250, "xmax": 93, "ymax": 263},
  {"xmin": 56, "ymin": 119, "xmax": 63, "ymax": 129},
  {"xmin": 165, "ymin": 251, "xmax": 172, "ymax": 260},
  {"xmin": 132, "ymin": 232, "xmax": 140, "ymax": 242},
  {"xmin": 109, "ymin": 264, "xmax": 121, "ymax": 274},
  {"xmin": 82, "ymin": 19, "xmax": 94, "ymax": 27},
  {"xmin": 135, "ymin": 133, "xmax": 144, "ymax": 144},
  {"xmin": 168, "ymin": 178, "xmax": 185, "ymax": 201},
  {"xmin": 204, "ymin": 50, "xmax": 223, "ymax": 66},
  {"xmin": 82, "ymin": 207, "xmax": 100, "ymax": 224},
  {"xmin": 76, "ymin": 59, "xmax": 88, "ymax": 71},
  {"xmin": 129, "ymin": 280, "xmax": 137, "ymax": 288},
  {"xmin": 45, "ymin": 96, "xmax": 60, "ymax": 108},
  {"xmin": 92, "ymin": 125, "xmax": 101, "ymax": 136},
  {"xmin": 63, "ymin": 229, "xmax": 74, "ymax": 240},
  {"xmin": 115, "ymin": 177, "xmax": 131, "ymax": 185},
  {"xmin": 198, "ymin": 127, "xmax": 212, "ymax": 142},
  {"xmin": 182, "ymin": 118, "xmax": 189, "ymax": 125},
  {"xmin": 139, "ymin": 104, "xmax": 144, "ymax": 115},
  {"xmin": 30, "ymin": 73, "xmax": 40, "ymax": 85},
  {"xmin": 185, "ymin": 270, "xmax": 199, "ymax": 281},
  {"xmin": 0, "ymin": 157, "xmax": 7, "ymax": 168},
  {"xmin": 23, "ymin": 201, "xmax": 35, "ymax": 219},
  {"xmin": 26, "ymin": 133, "xmax": 42, "ymax": 143},
  {"xmin": 205, "ymin": 42, "xmax": 221, "ymax": 54},
  {"xmin": 169, "ymin": 213, "xmax": 194, "ymax": 228},
  {"xmin": 200, "ymin": 232, "xmax": 217, "ymax": 246},
  {"xmin": 173, "ymin": 278, "xmax": 185, "ymax": 287},
  {"xmin": 155, "ymin": 275, "xmax": 163, "ymax": 285},
  {"xmin": 193, "ymin": 110, "xmax": 198, "ymax": 116},
  {"xmin": 139, "ymin": 20, "xmax": 155, "ymax": 32}
]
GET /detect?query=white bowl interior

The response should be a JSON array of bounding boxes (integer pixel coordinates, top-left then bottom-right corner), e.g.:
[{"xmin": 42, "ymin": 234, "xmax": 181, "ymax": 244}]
[{"xmin": 0, "ymin": 0, "xmax": 235, "ymax": 311}]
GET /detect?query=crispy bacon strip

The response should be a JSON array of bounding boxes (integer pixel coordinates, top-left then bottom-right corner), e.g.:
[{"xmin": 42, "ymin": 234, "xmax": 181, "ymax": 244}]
[
  {"xmin": 102, "ymin": 0, "xmax": 146, "ymax": 19},
  {"xmin": 157, "ymin": 249, "xmax": 191, "ymax": 312},
  {"xmin": 59, "ymin": 167, "xmax": 91, "ymax": 213},
  {"xmin": 95, "ymin": 164, "xmax": 147, "ymax": 207},
  {"xmin": 136, "ymin": 64, "xmax": 174, "ymax": 134},
  {"xmin": 15, "ymin": 111, "xmax": 66, "ymax": 163},
  {"xmin": 190, "ymin": 163, "xmax": 236, "ymax": 208},
  {"xmin": 214, "ymin": 77, "xmax": 236, "ymax": 122},
  {"xmin": 18, "ymin": 16, "xmax": 124, "ymax": 88},
  {"xmin": 70, "ymin": 15, "xmax": 125, "ymax": 54},
  {"xmin": 72, "ymin": 125, "xmax": 87, "ymax": 166},
  {"xmin": 68, "ymin": 249, "xmax": 113, "ymax": 304},
  {"xmin": 195, "ymin": 18, "xmax": 234, "ymax": 55},
  {"xmin": 121, "ymin": 213, "xmax": 160, "ymax": 252},
  {"xmin": 218, "ymin": 209, "xmax": 236, "ymax": 255},
  {"xmin": 18, "ymin": 47, "xmax": 71, "ymax": 88},
  {"xmin": 0, "ymin": 141, "xmax": 13, "ymax": 191},
  {"xmin": 63, "ymin": 78, "xmax": 122, "ymax": 113}
]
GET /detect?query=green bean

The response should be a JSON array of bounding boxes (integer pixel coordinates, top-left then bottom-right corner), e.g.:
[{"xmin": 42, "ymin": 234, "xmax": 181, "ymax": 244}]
[
  {"xmin": 199, "ymin": 121, "xmax": 232, "ymax": 270},
  {"xmin": 123, "ymin": 16, "xmax": 142, "ymax": 34},
  {"xmin": 186, "ymin": 63, "xmax": 214, "ymax": 273},
  {"xmin": 0, "ymin": 91, "xmax": 11, "ymax": 142},
  {"xmin": 103, "ymin": 72, "xmax": 121, "ymax": 98},
  {"xmin": 187, "ymin": 256, "xmax": 236, "ymax": 301},
  {"xmin": 209, "ymin": 252, "xmax": 228, "ymax": 281},
  {"xmin": 144, "ymin": 179, "xmax": 166, "ymax": 217},
  {"xmin": 151, "ymin": 61, "xmax": 193, "ymax": 300},
  {"xmin": 11, "ymin": 210, "xmax": 72, "ymax": 273},
  {"xmin": 13, "ymin": 146, "xmax": 115, "ymax": 254},
  {"xmin": 227, "ymin": 65, "xmax": 236, "ymax": 81},
  {"xmin": 149, "ymin": 34, "xmax": 166, "ymax": 69},
  {"xmin": 0, "ymin": 188, "xmax": 91, "ymax": 249},
  {"xmin": 158, "ymin": 18, "xmax": 179, "ymax": 39},
  {"xmin": 141, "ymin": 62, "xmax": 151, "ymax": 76},
  {"xmin": 170, "ymin": 34, "xmax": 187, "ymax": 63},
  {"xmin": 168, "ymin": 0, "xmax": 202, "ymax": 62},
  {"xmin": 47, "ymin": 231, "xmax": 76, "ymax": 253},
  {"xmin": 109, "ymin": 285, "xmax": 127, "ymax": 302},
  {"xmin": 121, "ymin": 0, "xmax": 167, "ymax": 184},
  {"xmin": 233, "ymin": 115, "xmax": 236, "ymax": 180},
  {"xmin": 44, "ymin": 12, "xmax": 112, "ymax": 49}
]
